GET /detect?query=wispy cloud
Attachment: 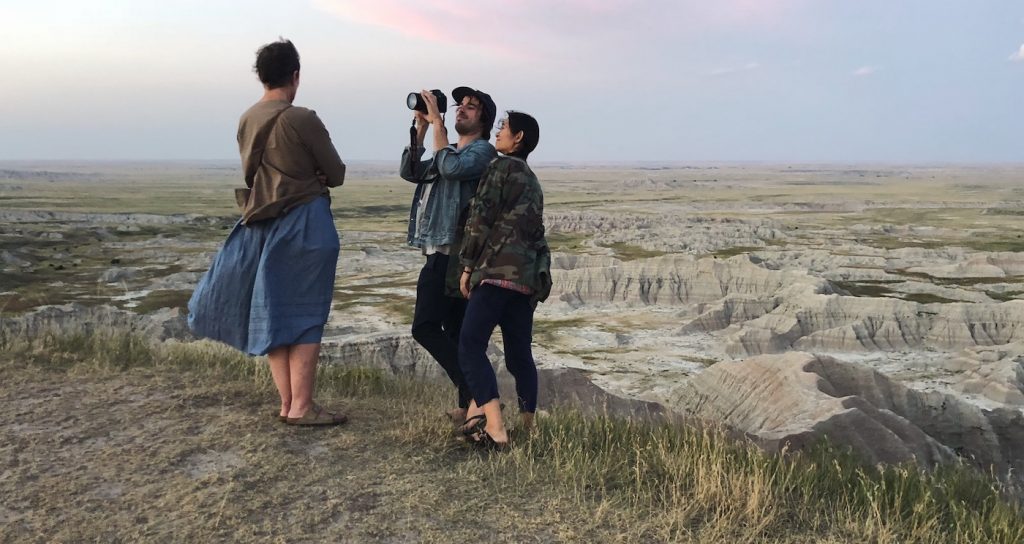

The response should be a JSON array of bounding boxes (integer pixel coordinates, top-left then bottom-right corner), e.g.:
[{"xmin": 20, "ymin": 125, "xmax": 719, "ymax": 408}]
[
  {"xmin": 308, "ymin": 0, "xmax": 621, "ymax": 60},
  {"xmin": 696, "ymin": 0, "xmax": 804, "ymax": 25},
  {"xmin": 1009, "ymin": 44, "xmax": 1024, "ymax": 62},
  {"xmin": 310, "ymin": 0, "xmax": 807, "ymax": 55},
  {"xmin": 852, "ymin": 65, "xmax": 877, "ymax": 77},
  {"xmin": 711, "ymin": 62, "xmax": 760, "ymax": 76},
  {"xmin": 309, "ymin": 0, "xmax": 479, "ymax": 47}
]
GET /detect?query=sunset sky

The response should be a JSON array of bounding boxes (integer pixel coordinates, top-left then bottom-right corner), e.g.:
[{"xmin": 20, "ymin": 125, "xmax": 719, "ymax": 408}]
[{"xmin": 2, "ymin": 0, "xmax": 1022, "ymax": 162}]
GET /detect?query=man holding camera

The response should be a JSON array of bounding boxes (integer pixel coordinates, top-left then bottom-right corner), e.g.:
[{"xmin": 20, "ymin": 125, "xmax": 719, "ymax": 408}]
[{"xmin": 400, "ymin": 87, "xmax": 497, "ymax": 424}]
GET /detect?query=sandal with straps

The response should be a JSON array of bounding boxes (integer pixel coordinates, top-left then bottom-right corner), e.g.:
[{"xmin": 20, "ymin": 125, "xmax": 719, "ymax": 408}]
[
  {"xmin": 458, "ymin": 414, "xmax": 487, "ymax": 437},
  {"xmin": 471, "ymin": 428, "xmax": 509, "ymax": 452},
  {"xmin": 286, "ymin": 405, "xmax": 348, "ymax": 426}
]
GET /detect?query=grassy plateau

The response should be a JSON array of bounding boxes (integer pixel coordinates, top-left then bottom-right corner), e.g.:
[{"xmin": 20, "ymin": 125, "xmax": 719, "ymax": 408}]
[{"xmin": 0, "ymin": 331, "xmax": 1021, "ymax": 543}]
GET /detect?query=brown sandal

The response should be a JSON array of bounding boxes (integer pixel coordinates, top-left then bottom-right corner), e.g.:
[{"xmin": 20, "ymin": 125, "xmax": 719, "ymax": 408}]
[{"xmin": 286, "ymin": 405, "xmax": 348, "ymax": 426}]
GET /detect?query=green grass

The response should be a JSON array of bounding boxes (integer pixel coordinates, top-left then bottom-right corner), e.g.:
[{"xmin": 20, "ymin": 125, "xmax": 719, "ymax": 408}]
[
  {"xmin": 989, "ymin": 291, "xmax": 1024, "ymax": 302},
  {"xmin": 902, "ymin": 293, "xmax": 961, "ymax": 304},
  {"xmin": 848, "ymin": 233, "xmax": 1024, "ymax": 254},
  {"xmin": 984, "ymin": 208, "xmax": 1024, "ymax": 216},
  {"xmin": 899, "ymin": 271, "xmax": 1024, "ymax": 288},
  {"xmin": 834, "ymin": 278, "xmax": 1010, "ymax": 304},
  {"xmin": 600, "ymin": 242, "xmax": 670, "ymax": 261},
  {"xmin": 3, "ymin": 329, "xmax": 1022, "ymax": 542},
  {"xmin": 710, "ymin": 246, "xmax": 766, "ymax": 259},
  {"xmin": 831, "ymin": 280, "xmax": 901, "ymax": 299},
  {"xmin": 129, "ymin": 289, "xmax": 193, "ymax": 314},
  {"xmin": 532, "ymin": 317, "xmax": 592, "ymax": 344},
  {"xmin": 678, "ymin": 354, "xmax": 720, "ymax": 366},
  {"xmin": 333, "ymin": 205, "xmax": 409, "ymax": 233},
  {"xmin": 0, "ymin": 330, "xmax": 420, "ymax": 401},
  {"xmin": 332, "ymin": 276, "xmax": 417, "ymax": 324},
  {"xmin": 963, "ymin": 239, "xmax": 1024, "ymax": 253},
  {"xmin": 850, "ymin": 236, "xmax": 951, "ymax": 251},
  {"xmin": 546, "ymin": 231, "xmax": 595, "ymax": 254},
  {"xmin": 707, "ymin": 239, "xmax": 787, "ymax": 260}
]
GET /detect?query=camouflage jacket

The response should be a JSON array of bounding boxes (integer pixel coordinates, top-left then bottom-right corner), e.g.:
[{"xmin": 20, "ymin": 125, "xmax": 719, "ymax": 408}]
[{"xmin": 459, "ymin": 156, "xmax": 552, "ymax": 305}]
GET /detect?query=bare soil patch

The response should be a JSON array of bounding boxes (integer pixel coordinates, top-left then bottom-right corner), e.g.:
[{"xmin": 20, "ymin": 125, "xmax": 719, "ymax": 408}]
[{"xmin": 0, "ymin": 362, "xmax": 572, "ymax": 543}]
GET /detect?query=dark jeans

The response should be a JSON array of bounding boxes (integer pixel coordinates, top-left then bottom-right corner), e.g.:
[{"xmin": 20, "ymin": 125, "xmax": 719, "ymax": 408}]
[
  {"xmin": 458, "ymin": 283, "xmax": 538, "ymax": 413},
  {"xmin": 412, "ymin": 253, "xmax": 470, "ymax": 409}
]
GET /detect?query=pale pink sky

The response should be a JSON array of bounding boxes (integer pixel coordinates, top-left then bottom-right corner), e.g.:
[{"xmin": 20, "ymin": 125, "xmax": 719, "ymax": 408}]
[
  {"xmin": 311, "ymin": 0, "xmax": 807, "ymax": 59},
  {"xmin": 0, "ymin": 0, "xmax": 1021, "ymax": 162}
]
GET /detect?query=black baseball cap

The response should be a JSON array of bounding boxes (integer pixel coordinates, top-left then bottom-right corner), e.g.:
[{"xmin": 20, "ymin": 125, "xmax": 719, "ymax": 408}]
[{"xmin": 452, "ymin": 86, "xmax": 497, "ymax": 126}]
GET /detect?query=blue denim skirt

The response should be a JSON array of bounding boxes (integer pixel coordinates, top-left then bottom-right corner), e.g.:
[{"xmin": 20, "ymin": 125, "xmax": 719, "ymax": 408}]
[{"xmin": 187, "ymin": 196, "xmax": 339, "ymax": 355}]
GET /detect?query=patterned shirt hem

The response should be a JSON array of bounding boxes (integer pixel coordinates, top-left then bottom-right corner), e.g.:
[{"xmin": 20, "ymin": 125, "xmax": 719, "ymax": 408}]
[{"xmin": 480, "ymin": 279, "xmax": 534, "ymax": 295}]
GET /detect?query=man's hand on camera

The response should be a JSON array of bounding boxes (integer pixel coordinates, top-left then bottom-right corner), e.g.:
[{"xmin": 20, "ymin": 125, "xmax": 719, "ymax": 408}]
[
  {"xmin": 413, "ymin": 110, "xmax": 429, "ymax": 131},
  {"xmin": 421, "ymin": 89, "xmax": 444, "ymax": 125}
]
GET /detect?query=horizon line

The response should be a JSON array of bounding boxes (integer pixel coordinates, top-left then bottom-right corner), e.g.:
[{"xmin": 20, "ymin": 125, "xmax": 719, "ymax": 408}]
[{"xmin": 2, "ymin": 158, "xmax": 1024, "ymax": 168}]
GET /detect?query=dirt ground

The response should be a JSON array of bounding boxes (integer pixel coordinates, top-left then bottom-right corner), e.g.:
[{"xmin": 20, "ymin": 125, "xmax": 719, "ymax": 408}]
[{"xmin": 0, "ymin": 362, "xmax": 590, "ymax": 543}]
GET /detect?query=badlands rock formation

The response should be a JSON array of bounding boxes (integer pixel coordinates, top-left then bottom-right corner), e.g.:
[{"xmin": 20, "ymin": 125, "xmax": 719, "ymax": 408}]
[
  {"xmin": 322, "ymin": 333, "xmax": 662, "ymax": 419},
  {"xmin": 906, "ymin": 252, "xmax": 1024, "ymax": 279},
  {"xmin": 944, "ymin": 345, "xmax": 1024, "ymax": 405},
  {"xmin": 671, "ymin": 352, "xmax": 1024, "ymax": 475},
  {"xmin": 320, "ymin": 332, "xmax": 437, "ymax": 377},
  {"xmin": 547, "ymin": 253, "xmax": 1024, "ymax": 358},
  {"xmin": 546, "ymin": 211, "xmax": 787, "ymax": 254},
  {"xmin": 552, "ymin": 254, "xmax": 834, "ymax": 307},
  {"xmin": 538, "ymin": 246, "xmax": 1024, "ymax": 478},
  {"xmin": 0, "ymin": 210, "xmax": 218, "ymax": 226},
  {"xmin": 712, "ymin": 296, "xmax": 1024, "ymax": 357},
  {"xmin": 6, "ymin": 164, "xmax": 1024, "ymax": 485}
]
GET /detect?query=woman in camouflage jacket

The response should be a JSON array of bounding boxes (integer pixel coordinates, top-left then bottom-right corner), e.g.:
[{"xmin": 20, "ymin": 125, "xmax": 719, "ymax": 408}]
[{"xmin": 457, "ymin": 111, "xmax": 551, "ymax": 449}]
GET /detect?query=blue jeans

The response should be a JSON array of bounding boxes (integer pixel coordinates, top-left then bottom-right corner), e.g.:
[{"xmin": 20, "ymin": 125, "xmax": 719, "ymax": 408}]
[{"xmin": 458, "ymin": 283, "xmax": 538, "ymax": 413}]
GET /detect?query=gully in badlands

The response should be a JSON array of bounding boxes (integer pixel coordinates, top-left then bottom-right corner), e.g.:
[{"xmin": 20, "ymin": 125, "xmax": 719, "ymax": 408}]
[{"xmin": 3, "ymin": 161, "xmax": 1024, "ymax": 481}]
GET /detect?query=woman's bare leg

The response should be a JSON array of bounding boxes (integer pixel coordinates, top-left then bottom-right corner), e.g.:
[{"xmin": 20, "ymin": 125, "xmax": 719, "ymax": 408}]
[
  {"xmin": 464, "ymin": 399, "xmax": 482, "ymax": 420},
  {"xmin": 481, "ymin": 399, "xmax": 507, "ymax": 444},
  {"xmin": 267, "ymin": 346, "xmax": 292, "ymax": 417},
  {"xmin": 286, "ymin": 343, "xmax": 320, "ymax": 419},
  {"xmin": 457, "ymin": 400, "xmax": 482, "ymax": 433}
]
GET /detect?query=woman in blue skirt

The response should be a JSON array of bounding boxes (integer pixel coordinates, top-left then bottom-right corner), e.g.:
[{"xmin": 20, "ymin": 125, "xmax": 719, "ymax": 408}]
[{"xmin": 188, "ymin": 39, "xmax": 348, "ymax": 426}]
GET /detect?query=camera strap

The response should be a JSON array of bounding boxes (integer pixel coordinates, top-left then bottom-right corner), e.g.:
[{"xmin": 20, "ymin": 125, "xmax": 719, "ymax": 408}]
[{"xmin": 407, "ymin": 102, "xmax": 445, "ymax": 178}]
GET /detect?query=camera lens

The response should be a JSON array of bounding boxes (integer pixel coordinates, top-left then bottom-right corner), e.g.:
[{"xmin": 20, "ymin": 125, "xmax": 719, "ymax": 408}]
[
  {"xmin": 407, "ymin": 92, "xmax": 423, "ymax": 112},
  {"xmin": 406, "ymin": 90, "xmax": 446, "ymax": 113}
]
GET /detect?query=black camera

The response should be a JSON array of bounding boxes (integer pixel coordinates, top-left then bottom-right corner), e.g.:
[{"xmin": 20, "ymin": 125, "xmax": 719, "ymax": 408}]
[{"xmin": 407, "ymin": 89, "xmax": 447, "ymax": 113}]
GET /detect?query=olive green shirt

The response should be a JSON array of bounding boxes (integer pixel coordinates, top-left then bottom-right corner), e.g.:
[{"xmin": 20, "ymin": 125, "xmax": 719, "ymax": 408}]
[{"xmin": 237, "ymin": 100, "xmax": 346, "ymax": 223}]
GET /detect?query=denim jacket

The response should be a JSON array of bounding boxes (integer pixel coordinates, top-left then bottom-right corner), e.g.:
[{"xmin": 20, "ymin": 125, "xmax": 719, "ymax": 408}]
[{"xmin": 400, "ymin": 139, "xmax": 497, "ymax": 249}]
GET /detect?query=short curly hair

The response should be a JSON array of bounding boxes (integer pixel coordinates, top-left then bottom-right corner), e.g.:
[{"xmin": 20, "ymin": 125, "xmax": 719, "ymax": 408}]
[{"xmin": 253, "ymin": 39, "xmax": 300, "ymax": 89}]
